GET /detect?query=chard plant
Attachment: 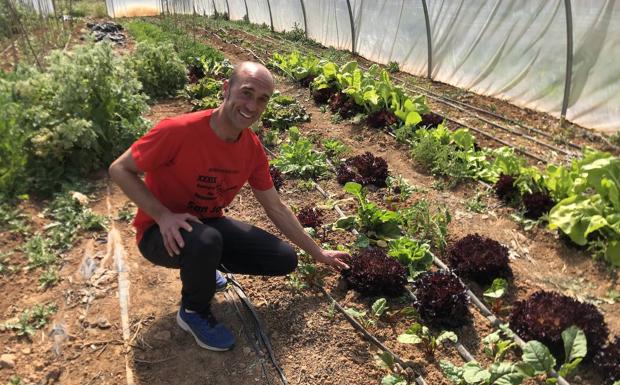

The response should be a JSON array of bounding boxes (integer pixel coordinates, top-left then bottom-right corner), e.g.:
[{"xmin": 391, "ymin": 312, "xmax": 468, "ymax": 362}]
[
  {"xmin": 271, "ymin": 127, "xmax": 330, "ymax": 179},
  {"xmin": 441, "ymin": 326, "xmax": 587, "ymax": 385},
  {"xmin": 322, "ymin": 138, "xmax": 350, "ymax": 163},
  {"xmin": 334, "ymin": 182, "xmax": 401, "ymax": 241},
  {"xmin": 483, "ymin": 278, "xmax": 509, "ymax": 314},
  {"xmin": 397, "ymin": 323, "xmax": 458, "ymax": 357}
]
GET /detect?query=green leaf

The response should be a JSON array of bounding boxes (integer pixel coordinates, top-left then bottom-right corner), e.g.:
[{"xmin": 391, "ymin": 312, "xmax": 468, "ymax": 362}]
[
  {"xmin": 558, "ymin": 358, "xmax": 582, "ymax": 378},
  {"xmin": 483, "ymin": 278, "xmax": 508, "ymax": 299},
  {"xmin": 462, "ymin": 362, "xmax": 491, "ymax": 384},
  {"xmin": 343, "ymin": 181, "xmax": 362, "ymax": 196},
  {"xmin": 371, "ymin": 298, "xmax": 388, "ymax": 318},
  {"xmin": 489, "ymin": 362, "xmax": 527, "ymax": 385},
  {"xmin": 440, "ymin": 360, "xmax": 466, "ymax": 385},
  {"xmin": 381, "ymin": 374, "xmax": 408, "ymax": 385},
  {"xmin": 521, "ymin": 341, "xmax": 556, "ymax": 375},
  {"xmin": 562, "ymin": 325, "xmax": 587, "ymax": 362},
  {"xmin": 437, "ymin": 331, "xmax": 458, "ymax": 344},
  {"xmin": 397, "ymin": 333, "xmax": 423, "ymax": 344},
  {"xmin": 405, "ymin": 111, "xmax": 421, "ymax": 127},
  {"xmin": 334, "ymin": 216, "xmax": 356, "ymax": 230}
]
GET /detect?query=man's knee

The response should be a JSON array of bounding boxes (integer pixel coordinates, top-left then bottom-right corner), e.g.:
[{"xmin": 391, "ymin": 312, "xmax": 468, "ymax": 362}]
[
  {"xmin": 280, "ymin": 243, "xmax": 298, "ymax": 274},
  {"xmin": 181, "ymin": 224, "xmax": 223, "ymax": 256}
]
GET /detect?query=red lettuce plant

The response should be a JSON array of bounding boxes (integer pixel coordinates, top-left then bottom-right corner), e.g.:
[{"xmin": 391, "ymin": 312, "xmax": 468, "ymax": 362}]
[
  {"xmin": 412, "ymin": 270, "xmax": 470, "ymax": 328},
  {"xmin": 336, "ymin": 152, "xmax": 389, "ymax": 187},
  {"xmin": 522, "ymin": 191, "xmax": 555, "ymax": 219},
  {"xmin": 594, "ymin": 336, "xmax": 619, "ymax": 385},
  {"xmin": 296, "ymin": 206, "xmax": 324, "ymax": 229},
  {"xmin": 366, "ymin": 109, "xmax": 398, "ymax": 128},
  {"xmin": 342, "ymin": 248, "xmax": 407, "ymax": 297},
  {"xmin": 420, "ymin": 112, "xmax": 444, "ymax": 128},
  {"xmin": 494, "ymin": 174, "xmax": 518, "ymax": 202},
  {"xmin": 311, "ymin": 85, "xmax": 338, "ymax": 105},
  {"xmin": 269, "ymin": 165, "xmax": 284, "ymax": 192},
  {"xmin": 446, "ymin": 234, "xmax": 512, "ymax": 284},
  {"xmin": 329, "ymin": 92, "xmax": 363, "ymax": 118},
  {"xmin": 509, "ymin": 290, "xmax": 609, "ymax": 360}
]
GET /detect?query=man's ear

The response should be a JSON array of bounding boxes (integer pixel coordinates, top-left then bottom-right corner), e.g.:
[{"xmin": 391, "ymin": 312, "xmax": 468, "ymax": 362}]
[{"xmin": 222, "ymin": 79, "xmax": 229, "ymax": 99}]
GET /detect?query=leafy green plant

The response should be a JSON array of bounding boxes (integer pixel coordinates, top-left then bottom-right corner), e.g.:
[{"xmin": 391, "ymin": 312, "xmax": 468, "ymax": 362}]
[
  {"xmin": 39, "ymin": 267, "xmax": 60, "ymax": 289},
  {"xmin": 0, "ymin": 203, "xmax": 30, "ymax": 235},
  {"xmin": 482, "ymin": 324, "xmax": 518, "ymax": 362},
  {"xmin": 400, "ymin": 200, "xmax": 450, "ymax": 253},
  {"xmin": 0, "ymin": 251, "xmax": 13, "ymax": 275},
  {"xmin": 483, "ymin": 278, "xmax": 509, "ymax": 314},
  {"xmin": 24, "ymin": 234, "xmax": 57, "ymax": 270},
  {"xmin": 261, "ymin": 94, "xmax": 310, "ymax": 131},
  {"xmin": 466, "ymin": 192, "xmax": 487, "ymax": 213},
  {"xmin": 0, "ymin": 42, "xmax": 150, "ymax": 197},
  {"xmin": 116, "ymin": 202, "xmax": 136, "ymax": 223},
  {"xmin": 322, "ymin": 138, "xmax": 350, "ymax": 163},
  {"xmin": 130, "ymin": 41, "xmax": 187, "ymax": 99},
  {"xmin": 397, "ymin": 323, "xmax": 457, "ymax": 356},
  {"xmin": 387, "ymin": 238, "xmax": 433, "ymax": 279},
  {"xmin": 271, "ymin": 127, "xmax": 330, "ymax": 179},
  {"xmin": 441, "ymin": 326, "xmax": 587, "ymax": 385},
  {"xmin": 387, "ymin": 61, "xmax": 400, "ymax": 73},
  {"xmin": 385, "ymin": 175, "xmax": 416, "ymax": 201},
  {"xmin": 334, "ymin": 182, "xmax": 401, "ymax": 241},
  {"xmin": 5, "ymin": 303, "xmax": 58, "ymax": 337}
]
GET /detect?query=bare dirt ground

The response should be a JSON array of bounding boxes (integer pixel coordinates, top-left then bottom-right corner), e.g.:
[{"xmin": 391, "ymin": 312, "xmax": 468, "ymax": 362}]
[{"xmin": 1, "ymin": 18, "xmax": 618, "ymax": 385}]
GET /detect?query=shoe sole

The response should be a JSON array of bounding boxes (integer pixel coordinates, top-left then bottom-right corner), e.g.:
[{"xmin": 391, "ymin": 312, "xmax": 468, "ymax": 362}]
[{"xmin": 176, "ymin": 311, "xmax": 234, "ymax": 352}]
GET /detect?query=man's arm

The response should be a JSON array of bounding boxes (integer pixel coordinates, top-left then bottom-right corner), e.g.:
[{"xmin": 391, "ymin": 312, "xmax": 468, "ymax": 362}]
[
  {"xmin": 252, "ymin": 187, "xmax": 349, "ymax": 270},
  {"xmin": 109, "ymin": 149, "xmax": 200, "ymax": 256}
]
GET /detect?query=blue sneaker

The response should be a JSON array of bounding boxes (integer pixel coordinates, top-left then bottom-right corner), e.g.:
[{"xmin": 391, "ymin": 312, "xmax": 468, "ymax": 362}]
[
  {"xmin": 215, "ymin": 270, "xmax": 228, "ymax": 292},
  {"xmin": 176, "ymin": 305, "xmax": 235, "ymax": 351}
]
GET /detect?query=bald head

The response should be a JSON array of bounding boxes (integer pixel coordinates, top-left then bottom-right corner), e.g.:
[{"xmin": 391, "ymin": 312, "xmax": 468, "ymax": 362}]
[{"xmin": 229, "ymin": 61, "xmax": 275, "ymax": 90}]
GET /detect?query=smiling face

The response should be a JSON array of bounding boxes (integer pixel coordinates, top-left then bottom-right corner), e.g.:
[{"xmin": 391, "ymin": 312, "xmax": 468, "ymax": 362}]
[{"xmin": 218, "ymin": 62, "xmax": 275, "ymax": 135}]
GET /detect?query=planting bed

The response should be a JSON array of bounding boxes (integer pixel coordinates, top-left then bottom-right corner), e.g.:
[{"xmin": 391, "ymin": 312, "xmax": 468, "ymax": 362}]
[{"xmin": 1, "ymin": 16, "xmax": 618, "ymax": 385}]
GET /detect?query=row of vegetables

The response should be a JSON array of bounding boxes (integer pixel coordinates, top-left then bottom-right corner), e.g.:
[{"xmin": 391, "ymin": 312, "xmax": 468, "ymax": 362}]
[
  {"xmin": 179, "ymin": 40, "xmax": 619, "ymax": 384},
  {"xmin": 266, "ymin": 51, "xmax": 620, "ymax": 267}
]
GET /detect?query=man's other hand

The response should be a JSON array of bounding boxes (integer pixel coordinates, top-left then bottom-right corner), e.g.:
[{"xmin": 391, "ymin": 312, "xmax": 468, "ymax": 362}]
[
  {"xmin": 156, "ymin": 212, "xmax": 202, "ymax": 256},
  {"xmin": 314, "ymin": 249, "xmax": 350, "ymax": 271}
]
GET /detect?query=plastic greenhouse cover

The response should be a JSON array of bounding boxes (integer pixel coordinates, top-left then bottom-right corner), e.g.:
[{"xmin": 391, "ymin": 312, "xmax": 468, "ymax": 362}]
[
  {"xmin": 16, "ymin": 0, "xmax": 54, "ymax": 15},
  {"xmin": 105, "ymin": 0, "xmax": 620, "ymax": 133}
]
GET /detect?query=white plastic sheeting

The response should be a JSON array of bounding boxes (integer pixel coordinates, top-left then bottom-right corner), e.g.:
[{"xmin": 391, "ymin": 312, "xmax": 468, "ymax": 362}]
[
  {"xmin": 16, "ymin": 0, "xmax": 54, "ymax": 15},
  {"xmin": 105, "ymin": 0, "xmax": 620, "ymax": 133},
  {"xmin": 106, "ymin": 0, "xmax": 160, "ymax": 17}
]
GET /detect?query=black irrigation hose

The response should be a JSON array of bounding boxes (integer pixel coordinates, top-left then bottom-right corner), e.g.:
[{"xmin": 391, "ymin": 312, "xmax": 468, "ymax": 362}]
[
  {"xmin": 223, "ymin": 273, "xmax": 291, "ymax": 385},
  {"xmin": 317, "ymin": 285, "xmax": 428, "ymax": 385},
  {"xmin": 223, "ymin": 289, "xmax": 274, "ymax": 385},
  {"xmin": 212, "ymin": 25, "xmax": 580, "ymax": 163}
]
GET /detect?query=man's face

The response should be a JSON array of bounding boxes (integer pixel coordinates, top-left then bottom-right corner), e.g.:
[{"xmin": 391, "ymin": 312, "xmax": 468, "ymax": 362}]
[{"xmin": 221, "ymin": 69, "xmax": 274, "ymax": 132}]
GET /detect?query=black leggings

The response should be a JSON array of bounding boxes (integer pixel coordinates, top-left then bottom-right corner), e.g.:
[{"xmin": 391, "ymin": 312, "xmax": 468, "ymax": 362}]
[{"xmin": 138, "ymin": 217, "xmax": 298, "ymax": 313}]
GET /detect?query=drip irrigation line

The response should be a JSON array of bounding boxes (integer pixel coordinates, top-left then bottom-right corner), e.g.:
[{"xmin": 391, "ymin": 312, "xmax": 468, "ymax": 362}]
[
  {"xmin": 226, "ymin": 274, "xmax": 291, "ymax": 385},
  {"xmin": 223, "ymin": 289, "xmax": 273, "ymax": 385},
  {"xmin": 213, "ymin": 26, "xmax": 580, "ymax": 162},
  {"xmin": 317, "ymin": 285, "xmax": 428, "ymax": 385},
  {"xmin": 442, "ymin": 115, "xmax": 549, "ymax": 164}
]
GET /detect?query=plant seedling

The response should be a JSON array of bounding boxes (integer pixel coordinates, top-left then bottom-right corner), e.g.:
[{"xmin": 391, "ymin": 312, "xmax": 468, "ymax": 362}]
[
  {"xmin": 397, "ymin": 322, "xmax": 457, "ymax": 357},
  {"xmin": 483, "ymin": 278, "xmax": 509, "ymax": 314}
]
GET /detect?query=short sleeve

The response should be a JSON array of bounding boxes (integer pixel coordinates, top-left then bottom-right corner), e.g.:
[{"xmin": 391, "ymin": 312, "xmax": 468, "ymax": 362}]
[
  {"xmin": 248, "ymin": 144, "xmax": 274, "ymax": 191},
  {"xmin": 130, "ymin": 118, "xmax": 183, "ymax": 172}
]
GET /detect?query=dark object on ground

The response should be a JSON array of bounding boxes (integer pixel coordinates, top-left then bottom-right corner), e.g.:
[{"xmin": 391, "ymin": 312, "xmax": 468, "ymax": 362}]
[
  {"xmin": 269, "ymin": 165, "xmax": 284, "ymax": 192},
  {"xmin": 342, "ymin": 248, "xmax": 407, "ymax": 296},
  {"xmin": 593, "ymin": 336, "xmax": 620, "ymax": 385},
  {"xmin": 87, "ymin": 22, "xmax": 125, "ymax": 44},
  {"xmin": 446, "ymin": 233, "xmax": 512, "ymax": 284},
  {"xmin": 296, "ymin": 206, "xmax": 324, "ymax": 229},
  {"xmin": 420, "ymin": 112, "xmax": 444, "ymax": 128},
  {"xmin": 494, "ymin": 174, "xmax": 518, "ymax": 202},
  {"xmin": 367, "ymin": 109, "xmax": 398, "ymax": 128},
  {"xmin": 509, "ymin": 290, "xmax": 609, "ymax": 361},
  {"xmin": 336, "ymin": 152, "xmax": 389, "ymax": 187},
  {"xmin": 329, "ymin": 92, "xmax": 363, "ymax": 119},
  {"xmin": 411, "ymin": 270, "xmax": 471, "ymax": 328},
  {"xmin": 522, "ymin": 191, "xmax": 555, "ymax": 219}
]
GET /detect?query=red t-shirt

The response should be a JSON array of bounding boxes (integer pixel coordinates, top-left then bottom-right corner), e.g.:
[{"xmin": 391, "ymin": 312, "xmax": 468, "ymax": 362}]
[{"xmin": 130, "ymin": 109, "xmax": 273, "ymax": 242}]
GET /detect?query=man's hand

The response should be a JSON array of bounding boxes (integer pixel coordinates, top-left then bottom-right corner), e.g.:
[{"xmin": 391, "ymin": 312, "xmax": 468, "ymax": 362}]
[
  {"xmin": 313, "ymin": 249, "xmax": 350, "ymax": 271},
  {"xmin": 156, "ymin": 212, "xmax": 202, "ymax": 256}
]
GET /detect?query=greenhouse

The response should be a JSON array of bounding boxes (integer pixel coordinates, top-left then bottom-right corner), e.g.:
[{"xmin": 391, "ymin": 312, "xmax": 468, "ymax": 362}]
[{"xmin": 0, "ymin": 1, "xmax": 619, "ymax": 385}]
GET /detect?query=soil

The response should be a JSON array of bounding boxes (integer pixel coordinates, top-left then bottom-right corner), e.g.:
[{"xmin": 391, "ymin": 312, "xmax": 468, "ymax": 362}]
[{"xmin": 1, "ymin": 17, "xmax": 618, "ymax": 385}]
